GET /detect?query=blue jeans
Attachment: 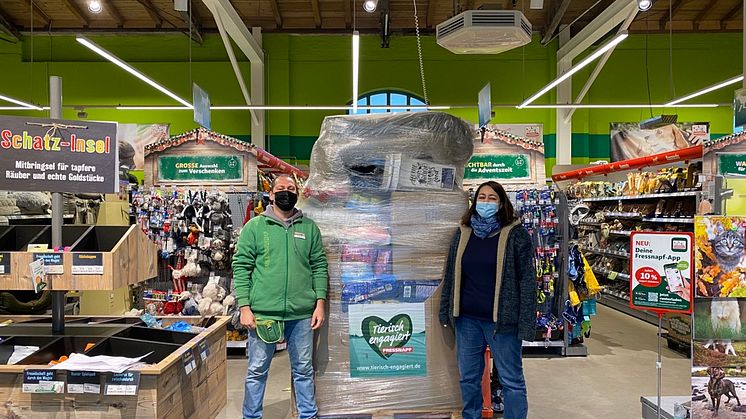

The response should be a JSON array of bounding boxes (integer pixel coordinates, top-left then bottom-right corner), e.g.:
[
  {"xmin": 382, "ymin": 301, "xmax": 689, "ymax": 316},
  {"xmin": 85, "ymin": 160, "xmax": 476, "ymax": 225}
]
[
  {"xmin": 455, "ymin": 316, "xmax": 528, "ymax": 419},
  {"xmin": 243, "ymin": 318, "xmax": 318, "ymax": 419}
]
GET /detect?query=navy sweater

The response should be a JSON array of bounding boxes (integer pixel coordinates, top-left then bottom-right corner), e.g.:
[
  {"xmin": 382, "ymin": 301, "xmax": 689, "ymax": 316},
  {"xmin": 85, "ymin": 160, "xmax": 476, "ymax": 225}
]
[{"xmin": 460, "ymin": 233, "xmax": 499, "ymax": 321}]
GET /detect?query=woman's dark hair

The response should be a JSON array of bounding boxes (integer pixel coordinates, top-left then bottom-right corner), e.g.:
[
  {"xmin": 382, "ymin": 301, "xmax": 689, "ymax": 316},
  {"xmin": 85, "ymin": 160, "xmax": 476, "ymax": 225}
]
[{"xmin": 461, "ymin": 181, "xmax": 518, "ymax": 227}]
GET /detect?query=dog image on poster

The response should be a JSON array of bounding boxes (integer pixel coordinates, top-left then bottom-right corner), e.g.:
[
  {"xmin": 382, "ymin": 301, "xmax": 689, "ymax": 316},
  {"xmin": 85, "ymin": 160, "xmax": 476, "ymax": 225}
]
[
  {"xmin": 610, "ymin": 122, "xmax": 709, "ymax": 161},
  {"xmin": 695, "ymin": 217, "xmax": 746, "ymax": 298},
  {"xmin": 693, "ymin": 367, "xmax": 746, "ymax": 418}
]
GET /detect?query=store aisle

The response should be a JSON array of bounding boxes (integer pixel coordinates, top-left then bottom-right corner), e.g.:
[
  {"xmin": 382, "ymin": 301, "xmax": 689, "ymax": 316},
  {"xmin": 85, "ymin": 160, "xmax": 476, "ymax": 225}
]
[{"xmin": 217, "ymin": 304, "xmax": 690, "ymax": 419}]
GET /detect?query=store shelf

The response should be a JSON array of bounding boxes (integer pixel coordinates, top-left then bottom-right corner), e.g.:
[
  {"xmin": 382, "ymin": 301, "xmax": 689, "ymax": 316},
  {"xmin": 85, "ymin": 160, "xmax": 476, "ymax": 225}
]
[
  {"xmin": 579, "ymin": 220, "xmax": 602, "ymax": 226},
  {"xmin": 609, "ymin": 230, "xmax": 632, "ymax": 236},
  {"xmin": 592, "ymin": 267, "xmax": 631, "ymax": 281},
  {"xmin": 579, "ymin": 246, "xmax": 630, "ymax": 259},
  {"xmin": 5, "ymin": 214, "xmax": 75, "ymax": 220},
  {"xmin": 581, "ymin": 191, "xmax": 700, "ymax": 202},
  {"xmin": 603, "ymin": 212, "xmax": 643, "ymax": 219},
  {"xmin": 644, "ymin": 217, "xmax": 695, "ymax": 224},
  {"xmin": 522, "ymin": 340, "xmax": 565, "ymax": 348},
  {"xmin": 598, "ymin": 293, "xmax": 665, "ymax": 327},
  {"xmin": 227, "ymin": 340, "xmax": 247, "ymax": 348}
]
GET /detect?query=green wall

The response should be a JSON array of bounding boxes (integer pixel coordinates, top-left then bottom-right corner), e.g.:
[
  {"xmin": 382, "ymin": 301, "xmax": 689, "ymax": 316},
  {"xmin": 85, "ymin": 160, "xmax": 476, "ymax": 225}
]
[{"xmin": 0, "ymin": 32, "xmax": 741, "ymax": 166}]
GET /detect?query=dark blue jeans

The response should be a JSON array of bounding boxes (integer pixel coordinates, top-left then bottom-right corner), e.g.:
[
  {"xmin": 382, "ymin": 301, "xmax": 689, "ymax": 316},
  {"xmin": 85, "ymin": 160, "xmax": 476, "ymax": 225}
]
[{"xmin": 455, "ymin": 316, "xmax": 528, "ymax": 419}]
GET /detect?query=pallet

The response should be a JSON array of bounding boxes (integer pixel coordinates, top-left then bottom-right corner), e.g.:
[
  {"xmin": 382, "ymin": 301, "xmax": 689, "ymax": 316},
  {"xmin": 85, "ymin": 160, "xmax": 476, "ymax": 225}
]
[{"xmin": 318, "ymin": 410, "xmax": 462, "ymax": 419}]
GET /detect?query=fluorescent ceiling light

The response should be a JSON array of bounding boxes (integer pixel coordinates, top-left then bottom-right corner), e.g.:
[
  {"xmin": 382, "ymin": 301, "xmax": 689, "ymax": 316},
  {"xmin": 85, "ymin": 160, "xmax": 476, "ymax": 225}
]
[
  {"xmin": 665, "ymin": 75, "xmax": 744, "ymax": 106},
  {"xmin": 637, "ymin": 0, "xmax": 652, "ymax": 11},
  {"xmin": 522, "ymin": 103, "xmax": 719, "ymax": 109},
  {"xmin": 518, "ymin": 32, "xmax": 629, "ymax": 108},
  {"xmin": 116, "ymin": 105, "xmax": 450, "ymax": 111},
  {"xmin": 0, "ymin": 94, "xmax": 43, "ymax": 110},
  {"xmin": 75, "ymin": 35, "xmax": 193, "ymax": 109},
  {"xmin": 352, "ymin": 31, "xmax": 360, "ymax": 113},
  {"xmin": 363, "ymin": 0, "xmax": 378, "ymax": 13}
]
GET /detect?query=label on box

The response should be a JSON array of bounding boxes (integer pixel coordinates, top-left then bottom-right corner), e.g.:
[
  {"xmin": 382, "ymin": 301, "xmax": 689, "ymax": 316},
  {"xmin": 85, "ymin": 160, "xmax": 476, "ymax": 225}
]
[
  {"xmin": 183, "ymin": 350, "xmax": 197, "ymax": 375},
  {"xmin": 104, "ymin": 372, "xmax": 140, "ymax": 396},
  {"xmin": 72, "ymin": 253, "xmax": 104, "ymax": 275},
  {"xmin": 0, "ymin": 253, "xmax": 9, "ymax": 275},
  {"xmin": 23, "ymin": 370, "xmax": 63, "ymax": 393},
  {"xmin": 198, "ymin": 340, "xmax": 210, "ymax": 362},
  {"xmin": 67, "ymin": 371, "xmax": 100, "ymax": 394},
  {"xmin": 33, "ymin": 253, "xmax": 63, "ymax": 275}
]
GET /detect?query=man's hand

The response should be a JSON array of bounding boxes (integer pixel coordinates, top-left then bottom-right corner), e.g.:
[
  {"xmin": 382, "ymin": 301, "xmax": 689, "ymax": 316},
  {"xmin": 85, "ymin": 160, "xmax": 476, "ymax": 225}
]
[
  {"xmin": 240, "ymin": 306, "xmax": 256, "ymax": 330},
  {"xmin": 311, "ymin": 300, "xmax": 326, "ymax": 330}
]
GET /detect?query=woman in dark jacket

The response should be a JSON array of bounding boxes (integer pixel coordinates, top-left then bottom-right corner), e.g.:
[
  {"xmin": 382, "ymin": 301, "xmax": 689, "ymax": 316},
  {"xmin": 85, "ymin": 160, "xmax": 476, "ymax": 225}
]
[{"xmin": 439, "ymin": 181, "xmax": 536, "ymax": 419}]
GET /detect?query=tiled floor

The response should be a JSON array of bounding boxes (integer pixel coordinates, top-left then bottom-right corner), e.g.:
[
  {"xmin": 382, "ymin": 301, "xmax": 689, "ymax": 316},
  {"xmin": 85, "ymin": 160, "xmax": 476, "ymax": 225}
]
[{"xmin": 217, "ymin": 304, "xmax": 691, "ymax": 418}]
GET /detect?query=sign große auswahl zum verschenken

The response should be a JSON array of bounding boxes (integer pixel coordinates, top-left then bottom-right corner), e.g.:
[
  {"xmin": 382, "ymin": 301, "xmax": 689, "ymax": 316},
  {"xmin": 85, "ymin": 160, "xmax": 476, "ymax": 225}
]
[{"xmin": 0, "ymin": 115, "xmax": 118, "ymax": 194}]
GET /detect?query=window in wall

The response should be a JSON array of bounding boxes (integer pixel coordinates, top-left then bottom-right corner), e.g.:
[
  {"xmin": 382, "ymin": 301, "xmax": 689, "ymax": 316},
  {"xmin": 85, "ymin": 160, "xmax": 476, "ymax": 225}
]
[{"xmin": 349, "ymin": 91, "xmax": 427, "ymax": 115}]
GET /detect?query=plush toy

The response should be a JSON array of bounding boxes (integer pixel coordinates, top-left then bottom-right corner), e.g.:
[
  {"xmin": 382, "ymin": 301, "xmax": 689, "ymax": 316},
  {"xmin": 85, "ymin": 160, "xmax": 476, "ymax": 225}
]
[
  {"xmin": 9, "ymin": 192, "xmax": 51, "ymax": 214},
  {"xmin": 163, "ymin": 301, "xmax": 183, "ymax": 315},
  {"xmin": 222, "ymin": 295, "xmax": 236, "ymax": 315},
  {"xmin": 182, "ymin": 252, "xmax": 201, "ymax": 278},
  {"xmin": 187, "ymin": 224, "xmax": 201, "ymax": 246}
]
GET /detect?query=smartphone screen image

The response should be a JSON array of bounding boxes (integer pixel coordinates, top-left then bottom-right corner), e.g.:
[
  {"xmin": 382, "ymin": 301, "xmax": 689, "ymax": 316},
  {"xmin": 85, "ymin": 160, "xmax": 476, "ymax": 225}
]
[{"xmin": 663, "ymin": 263, "xmax": 685, "ymax": 289}]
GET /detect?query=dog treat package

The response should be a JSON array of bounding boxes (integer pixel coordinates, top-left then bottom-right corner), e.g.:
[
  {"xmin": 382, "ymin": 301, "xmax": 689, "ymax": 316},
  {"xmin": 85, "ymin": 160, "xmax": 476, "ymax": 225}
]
[{"xmin": 301, "ymin": 112, "xmax": 474, "ymax": 415}]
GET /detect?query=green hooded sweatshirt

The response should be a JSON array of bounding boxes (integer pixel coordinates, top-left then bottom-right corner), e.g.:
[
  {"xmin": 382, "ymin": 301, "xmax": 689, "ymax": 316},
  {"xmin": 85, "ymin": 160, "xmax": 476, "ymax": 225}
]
[{"xmin": 232, "ymin": 205, "xmax": 328, "ymax": 321}]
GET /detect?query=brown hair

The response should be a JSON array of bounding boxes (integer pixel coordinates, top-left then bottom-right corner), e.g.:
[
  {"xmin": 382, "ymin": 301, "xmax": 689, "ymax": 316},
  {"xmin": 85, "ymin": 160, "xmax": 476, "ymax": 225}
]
[{"xmin": 461, "ymin": 181, "xmax": 518, "ymax": 227}]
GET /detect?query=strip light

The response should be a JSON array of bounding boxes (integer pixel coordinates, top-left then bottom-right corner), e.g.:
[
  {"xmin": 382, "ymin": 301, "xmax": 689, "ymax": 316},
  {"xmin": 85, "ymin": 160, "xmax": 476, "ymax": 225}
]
[
  {"xmin": 523, "ymin": 103, "xmax": 720, "ymax": 109},
  {"xmin": 518, "ymin": 32, "xmax": 629, "ymax": 109},
  {"xmin": 665, "ymin": 75, "xmax": 744, "ymax": 106},
  {"xmin": 352, "ymin": 31, "xmax": 360, "ymax": 113},
  {"xmin": 75, "ymin": 35, "xmax": 193, "ymax": 109},
  {"xmin": 0, "ymin": 94, "xmax": 43, "ymax": 111},
  {"xmin": 116, "ymin": 105, "xmax": 451, "ymax": 111}
]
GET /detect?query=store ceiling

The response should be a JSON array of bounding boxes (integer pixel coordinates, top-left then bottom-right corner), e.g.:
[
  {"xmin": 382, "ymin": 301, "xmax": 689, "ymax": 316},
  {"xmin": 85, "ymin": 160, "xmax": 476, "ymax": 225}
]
[{"xmin": 0, "ymin": 0, "xmax": 742, "ymax": 40}]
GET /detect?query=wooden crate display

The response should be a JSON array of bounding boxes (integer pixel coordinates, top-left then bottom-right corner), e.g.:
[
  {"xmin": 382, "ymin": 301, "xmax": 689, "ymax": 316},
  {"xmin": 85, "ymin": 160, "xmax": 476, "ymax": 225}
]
[
  {"xmin": 0, "ymin": 225, "xmax": 158, "ymax": 291},
  {"xmin": 0, "ymin": 316, "xmax": 228, "ymax": 419}
]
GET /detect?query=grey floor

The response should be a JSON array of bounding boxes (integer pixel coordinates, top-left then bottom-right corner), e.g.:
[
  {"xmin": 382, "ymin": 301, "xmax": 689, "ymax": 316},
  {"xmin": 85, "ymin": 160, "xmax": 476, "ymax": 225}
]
[{"xmin": 217, "ymin": 304, "xmax": 691, "ymax": 419}]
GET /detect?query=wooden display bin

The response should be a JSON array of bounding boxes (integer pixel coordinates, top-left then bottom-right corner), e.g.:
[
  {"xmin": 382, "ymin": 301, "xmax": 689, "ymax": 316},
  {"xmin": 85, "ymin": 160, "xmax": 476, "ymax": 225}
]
[
  {"xmin": 0, "ymin": 225, "xmax": 158, "ymax": 290},
  {"xmin": 0, "ymin": 315, "xmax": 228, "ymax": 418}
]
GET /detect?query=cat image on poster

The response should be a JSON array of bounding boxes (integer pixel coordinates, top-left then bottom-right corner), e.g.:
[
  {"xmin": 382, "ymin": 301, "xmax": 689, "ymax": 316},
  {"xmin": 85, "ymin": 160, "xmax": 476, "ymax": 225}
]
[
  {"xmin": 712, "ymin": 224, "xmax": 746, "ymax": 273},
  {"xmin": 696, "ymin": 217, "xmax": 746, "ymax": 298}
]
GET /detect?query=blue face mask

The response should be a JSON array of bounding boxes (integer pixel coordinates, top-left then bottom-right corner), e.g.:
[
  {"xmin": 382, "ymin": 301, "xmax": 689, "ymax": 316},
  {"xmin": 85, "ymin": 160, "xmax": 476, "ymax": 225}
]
[{"xmin": 475, "ymin": 202, "xmax": 498, "ymax": 219}]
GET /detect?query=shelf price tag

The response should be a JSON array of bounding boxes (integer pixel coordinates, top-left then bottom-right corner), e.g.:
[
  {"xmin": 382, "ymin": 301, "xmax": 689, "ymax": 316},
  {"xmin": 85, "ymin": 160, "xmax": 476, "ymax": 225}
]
[
  {"xmin": 23, "ymin": 369, "xmax": 64, "ymax": 393},
  {"xmin": 72, "ymin": 253, "xmax": 104, "ymax": 275},
  {"xmin": 67, "ymin": 371, "xmax": 100, "ymax": 394},
  {"xmin": 32, "ymin": 253, "xmax": 63, "ymax": 275},
  {"xmin": 608, "ymin": 271, "xmax": 618, "ymax": 280},
  {"xmin": 0, "ymin": 253, "xmax": 9, "ymax": 275},
  {"xmin": 183, "ymin": 350, "xmax": 197, "ymax": 375},
  {"xmin": 198, "ymin": 340, "xmax": 210, "ymax": 362},
  {"xmin": 104, "ymin": 372, "xmax": 140, "ymax": 396}
]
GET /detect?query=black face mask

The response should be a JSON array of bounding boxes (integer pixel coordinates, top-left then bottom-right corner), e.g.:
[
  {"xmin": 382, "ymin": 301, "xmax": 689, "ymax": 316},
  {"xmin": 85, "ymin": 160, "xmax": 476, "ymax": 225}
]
[{"xmin": 274, "ymin": 191, "xmax": 298, "ymax": 212}]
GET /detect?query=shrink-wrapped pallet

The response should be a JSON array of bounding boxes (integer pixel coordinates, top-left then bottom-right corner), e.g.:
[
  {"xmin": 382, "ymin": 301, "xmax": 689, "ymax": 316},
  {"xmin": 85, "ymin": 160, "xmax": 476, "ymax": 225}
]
[{"xmin": 301, "ymin": 112, "xmax": 474, "ymax": 415}]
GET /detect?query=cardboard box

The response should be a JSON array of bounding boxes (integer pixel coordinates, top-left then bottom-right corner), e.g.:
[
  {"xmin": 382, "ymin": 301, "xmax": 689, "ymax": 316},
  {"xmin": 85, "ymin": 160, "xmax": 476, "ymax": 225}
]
[{"xmin": 96, "ymin": 201, "xmax": 130, "ymax": 226}]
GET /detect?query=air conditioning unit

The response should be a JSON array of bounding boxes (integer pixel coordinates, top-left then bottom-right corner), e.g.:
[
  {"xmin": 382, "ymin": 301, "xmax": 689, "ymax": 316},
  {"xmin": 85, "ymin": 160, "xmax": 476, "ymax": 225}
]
[{"xmin": 436, "ymin": 10, "xmax": 532, "ymax": 54}]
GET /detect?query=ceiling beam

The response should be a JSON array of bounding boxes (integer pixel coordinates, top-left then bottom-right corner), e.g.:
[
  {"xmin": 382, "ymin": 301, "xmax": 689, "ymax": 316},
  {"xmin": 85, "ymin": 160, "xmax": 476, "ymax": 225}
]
[
  {"xmin": 427, "ymin": 0, "xmax": 438, "ymax": 28},
  {"xmin": 26, "ymin": 2, "xmax": 51, "ymax": 28},
  {"xmin": 541, "ymin": 0, "xmax": 571, "ymax": 45},
  {"xmin": 722, "ymin": 1, "xmax": 742, "ymax": 25},
  {"xmin": 310, "ymin": 0, "xmax": 322, "ymax": 28},
  {"xmin": 659, "ymin": 0, "xmax": 685, "ymax": 29},
  {"xmin": 134, "ymin": 0, "xmax": 164, "ymax": 28},
  {"xmin": 61, "ymin": 0, "xmax": 90, "ymax": 27},
  {"xmin": 180, "ymin": 6, "xmax": 204, "ymax": 44},
  {"xmin": 0, "ymin": 6, "xmax": 20, "ymax": 41},
  {"xmin": 694, "ymin": 0, "xmax": 721, "ymax": 26},
  {"xmin": 344, "ymin": 0, "xmax": 351, "ymax": 28},
  {"xmin": 269, "ymin": 0, "xmax": 283, "ymax": 27},
  {"xmin": 102, "ymin": 0, "xmax": 125, "ymax": 28}
]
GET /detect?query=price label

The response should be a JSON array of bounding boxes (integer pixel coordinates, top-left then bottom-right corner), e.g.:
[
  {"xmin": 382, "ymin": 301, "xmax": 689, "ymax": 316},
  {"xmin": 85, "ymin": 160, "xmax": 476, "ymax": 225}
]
[
  {"xmin": 23, "ymin": 370, "xmax": 63, "ymax": 393},
  {"xmin": 104, "ymin": 372, "xmax": 140, "ymax": 396},
  {"xmin": 33, "ymin": 253, "xmax": 63, "ymax": 275},
  {"xmin": 198, "ymin": 340, "xmax": 210, "ymax": 362},
  {"xmin": 72, "ymin": 253, "xmax": 104, "ymax": 275},
  {"xmin": 67, "ymin": 371, "xmax": 100, "ymax": 394},
  {"xmin": 608, "ymin": 271, "xmax": 618, "ymax": 280},
  {"xmin": 0, "ymin": 253, "xmax": 10, "ymax": 275},
  {"xmin": 183, "ymin": 350, "xmax": 197, "ymax": 375}
]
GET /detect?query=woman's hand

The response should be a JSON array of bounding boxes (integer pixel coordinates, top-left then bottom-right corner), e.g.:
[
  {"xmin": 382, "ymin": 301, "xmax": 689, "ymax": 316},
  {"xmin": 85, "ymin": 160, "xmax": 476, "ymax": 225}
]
[
  {"xmin": 240, "ymin": 306, "xmax": 256, "ymax": 330},
  {"xmin": 311, "ymin": 300, "xmax": 326, "ymax": 330}
]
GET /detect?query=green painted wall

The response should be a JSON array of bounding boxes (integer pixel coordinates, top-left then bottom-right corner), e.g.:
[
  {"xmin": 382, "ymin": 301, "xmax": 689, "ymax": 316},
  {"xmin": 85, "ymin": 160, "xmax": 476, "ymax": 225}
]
[{"xmin": 0, "ymin": 32, "xmax": 741, "ymax": 165}]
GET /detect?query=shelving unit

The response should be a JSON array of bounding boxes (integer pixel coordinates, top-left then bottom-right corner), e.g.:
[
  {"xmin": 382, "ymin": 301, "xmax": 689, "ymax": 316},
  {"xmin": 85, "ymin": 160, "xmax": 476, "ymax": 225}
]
[
  {"xmin": 579, "ymin": 246, "xmax": 630, "ymax": 258},
  {"xmin": 581, "ymin": 191, "xmax": 700, "ymax": 202}
]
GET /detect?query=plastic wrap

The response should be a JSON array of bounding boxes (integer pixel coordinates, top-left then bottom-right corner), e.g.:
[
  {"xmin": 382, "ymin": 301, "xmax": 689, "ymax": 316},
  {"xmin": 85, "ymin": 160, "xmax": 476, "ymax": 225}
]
[{"xmin": 301, "ymin": 112, "xmax": 474, "ymax": 415}]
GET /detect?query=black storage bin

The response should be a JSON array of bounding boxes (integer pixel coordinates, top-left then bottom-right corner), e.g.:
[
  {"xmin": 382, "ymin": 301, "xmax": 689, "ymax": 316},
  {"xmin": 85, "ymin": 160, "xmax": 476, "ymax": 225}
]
[
  {"xmin": 71, "ymin": 226, "xmax": 130, "ymax": 252},
  {"xmin": 18, "ymin": 336, "xmax": 104, "ymax": 365},
  {"xmin": 85, "ymin": 337, "xmax": 180, "ymax": 364},
  {"xmin": 30, "ymin": 225, "xmax": 93, "ymax": 249},
  {"xmin": 0, "ymin": 336, "xmax": 58, "ymax": 365},
  {"xmin": 0, "ymin": 226, "xmax": 49, "ymax": 251},
  {"xmin": 115, "ymin": 326, "xmax": 195, "ymax": 345}
]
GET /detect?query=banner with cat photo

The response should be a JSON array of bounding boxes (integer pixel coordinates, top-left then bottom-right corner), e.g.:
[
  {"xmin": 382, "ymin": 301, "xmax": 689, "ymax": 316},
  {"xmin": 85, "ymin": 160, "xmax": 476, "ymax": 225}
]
[
  {"xmin": 610, "ymin": 122, "xmax": 709, "ymax": 161},
  {"xmin": 348, "ymin": 303, "xmax": 426, "ymax": 378},
  {"xmin": 695, "ymin": 216, "xmax": 746, "ymax": 298}
]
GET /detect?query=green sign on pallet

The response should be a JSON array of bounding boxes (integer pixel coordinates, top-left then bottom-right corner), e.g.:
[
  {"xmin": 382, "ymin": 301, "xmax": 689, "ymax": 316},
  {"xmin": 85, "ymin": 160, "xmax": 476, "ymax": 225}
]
[
  {"xmin": 718, "ymin": 153, "xmax": 746, "ymax": 176},
  {"xmin": 464, "ymin": 154, "xmax": 530, "ymax": 180},
  {"xmin": 157, "ymin": 155, "xmax": 243, "ymax": 182}
]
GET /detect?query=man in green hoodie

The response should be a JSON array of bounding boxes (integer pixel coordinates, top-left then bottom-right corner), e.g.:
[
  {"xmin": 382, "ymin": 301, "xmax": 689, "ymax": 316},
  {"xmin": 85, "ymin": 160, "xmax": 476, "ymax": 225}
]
[{"xmin": 233, "ymin": 174, "xmax": 328, "ymax": 419}]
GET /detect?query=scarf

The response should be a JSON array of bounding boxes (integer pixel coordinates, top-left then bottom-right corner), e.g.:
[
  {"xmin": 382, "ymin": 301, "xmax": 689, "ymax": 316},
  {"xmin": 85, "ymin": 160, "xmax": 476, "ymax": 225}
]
[{"xmin": 471, "ymin": 214, "xmax": 502, "ymax": 239}]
